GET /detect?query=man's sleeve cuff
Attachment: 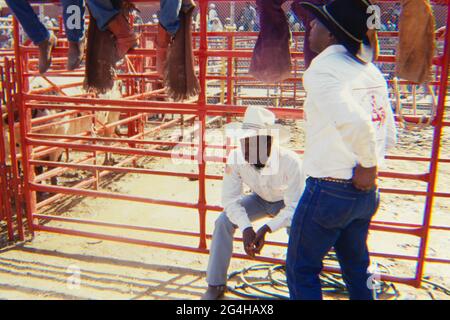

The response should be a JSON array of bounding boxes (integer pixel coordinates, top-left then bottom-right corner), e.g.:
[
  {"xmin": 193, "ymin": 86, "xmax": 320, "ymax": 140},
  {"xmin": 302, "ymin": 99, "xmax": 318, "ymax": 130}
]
[
  {"xmin": 359, "ymin": 157, "xmax": 378, "ymax": 168},
  {"xmin": 266, "ymin": 218, "xmax": 286, "ymax": 234},
  {"xmin": 235, "ymin": 216, "xmax": 252, "ymax": 233}
]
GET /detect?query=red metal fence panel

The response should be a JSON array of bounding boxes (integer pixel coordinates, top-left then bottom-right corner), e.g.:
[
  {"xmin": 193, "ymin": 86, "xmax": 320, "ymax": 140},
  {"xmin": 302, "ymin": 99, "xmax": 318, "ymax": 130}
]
[{"xmin": 1, "ymin": 0, "xmax": 448, "ymax": 288}]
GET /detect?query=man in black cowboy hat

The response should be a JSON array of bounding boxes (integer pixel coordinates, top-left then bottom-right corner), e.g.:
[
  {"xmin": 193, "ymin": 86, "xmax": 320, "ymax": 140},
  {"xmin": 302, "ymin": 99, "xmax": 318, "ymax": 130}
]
[{"xmin": 286, "ymin": 0, "xmax": 397, "ymax": 300}]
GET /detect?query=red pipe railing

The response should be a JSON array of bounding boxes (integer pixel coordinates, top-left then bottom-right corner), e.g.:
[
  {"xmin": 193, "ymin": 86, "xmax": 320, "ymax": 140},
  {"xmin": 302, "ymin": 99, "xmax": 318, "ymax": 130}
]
[{"xmin": 0, "ymin": 0, "xmax": 447, "ymax": 289}]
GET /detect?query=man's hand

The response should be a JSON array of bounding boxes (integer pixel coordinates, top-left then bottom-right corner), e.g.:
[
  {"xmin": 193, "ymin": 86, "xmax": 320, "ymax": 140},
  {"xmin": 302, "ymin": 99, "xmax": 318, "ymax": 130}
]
[
  {"xmin": 254, "ymin": 225, "xmax": 271, "ymax": 254},
  {"xmin": 352, "ymin": 165, "xmax": 378, "ymax": 191},
  {"xmin": 242, "ymin": 227, "xmax": 256, "ymax": 258}
]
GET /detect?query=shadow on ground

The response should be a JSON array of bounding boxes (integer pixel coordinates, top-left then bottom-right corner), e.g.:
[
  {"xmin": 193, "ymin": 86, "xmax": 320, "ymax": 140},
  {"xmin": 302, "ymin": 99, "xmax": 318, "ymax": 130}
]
[{"xmin": 0, "ymin": 244, "xmax": 211, "ymax": 300}]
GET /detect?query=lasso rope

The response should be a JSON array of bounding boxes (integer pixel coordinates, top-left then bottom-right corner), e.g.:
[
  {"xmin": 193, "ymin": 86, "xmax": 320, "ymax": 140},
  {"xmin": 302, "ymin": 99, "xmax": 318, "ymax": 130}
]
[{"xmin": 227, "ymin": 253, "xmax": 450, "ymax": 300}]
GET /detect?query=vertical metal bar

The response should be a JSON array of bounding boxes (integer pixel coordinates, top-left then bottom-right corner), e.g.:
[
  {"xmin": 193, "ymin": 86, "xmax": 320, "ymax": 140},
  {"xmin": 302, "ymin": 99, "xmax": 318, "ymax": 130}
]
[
  {"xmin": 59, "ymin": 15, "xmax": 64, "ymax": 35},
  {"xmin": 5, "ymin": 59, "xmax": 25, "ymax": 241},
  {"xmin": 226, "ymin": 33, "xmax": 234, "ymax": 119},
  {"xmin": 414, "ymin": 4, "xmax": 450, "ymax": 287},
  {"xmin": 13, "ymin": 17, "xmax": 36, "ymax": 236},
  {"xmin": 225, "ymin": 34, "xmax": 234, "ymax": 159},
  {"xmin": 197, "ymin": 0, "xmax": 209, "ymax": 250},
  {"xmin": 0, "ymin": 65, "xmax": 15, "ymax": 240},
  {"xmin": 0, "ymin": 184, "xmax": 3, "ymax": 222},
  {"xmin": 0, "ymin": 65, "xmax": 6, "ymax": 224},
  {"xmin": 293, "ymin": 57, "xmax": 298, "ymax": 104}
]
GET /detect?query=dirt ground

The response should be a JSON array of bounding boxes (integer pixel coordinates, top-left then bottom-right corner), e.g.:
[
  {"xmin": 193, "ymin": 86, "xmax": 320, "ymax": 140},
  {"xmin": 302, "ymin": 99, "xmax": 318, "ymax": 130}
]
[{"xmin": 0, "ymin": 113, "xmax": 449, "ymax": 300}]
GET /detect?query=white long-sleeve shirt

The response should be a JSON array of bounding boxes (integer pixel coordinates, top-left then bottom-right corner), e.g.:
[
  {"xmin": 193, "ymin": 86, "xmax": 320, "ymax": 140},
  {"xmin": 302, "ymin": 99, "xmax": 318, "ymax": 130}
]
[
  {"xmin": 303, "ymin": 45, "xmax": 397, "ymax": 179},
  {"xmin": 222, "ymin": 146, "xmax": 304, "ymax": 233}
]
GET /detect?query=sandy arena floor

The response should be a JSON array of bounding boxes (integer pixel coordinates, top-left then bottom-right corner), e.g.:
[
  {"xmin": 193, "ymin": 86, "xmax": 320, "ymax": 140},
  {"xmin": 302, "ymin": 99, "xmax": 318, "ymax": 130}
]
[{"xmin": 0, "ymin": 117, "xmax": 449, "ymax": 300}]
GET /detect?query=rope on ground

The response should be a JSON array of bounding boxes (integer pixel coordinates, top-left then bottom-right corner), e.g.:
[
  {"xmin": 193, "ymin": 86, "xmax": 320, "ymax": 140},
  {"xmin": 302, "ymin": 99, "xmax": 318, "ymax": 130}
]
[{"xmin": 227, "ymin": 253, "xmax": 450, "ymax": 300}]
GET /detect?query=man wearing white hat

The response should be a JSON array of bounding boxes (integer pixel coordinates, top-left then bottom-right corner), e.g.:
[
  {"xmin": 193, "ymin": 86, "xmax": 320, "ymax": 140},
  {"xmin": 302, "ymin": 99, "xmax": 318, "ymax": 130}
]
[{"xmin": 202, "ymin": 106, "xmax": 304, "ymax": 300}]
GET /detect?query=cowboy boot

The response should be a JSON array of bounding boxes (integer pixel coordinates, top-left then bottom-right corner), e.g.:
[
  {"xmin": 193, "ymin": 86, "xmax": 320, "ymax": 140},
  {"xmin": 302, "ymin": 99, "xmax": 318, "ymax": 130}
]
[
  {"xmin": 67, "ymin": 40, "xmax": 85, "ymax": 71},
  {"xmin": 38, "ymin": 33, "xmax": 57, "ymax": 74},
  {"xmin": 156, "ymin": 24, "xmax": 172, "ymax": 75},
  {"xmin": 107, "ymin": 10, "xmax": 139, "ymax": 61}
]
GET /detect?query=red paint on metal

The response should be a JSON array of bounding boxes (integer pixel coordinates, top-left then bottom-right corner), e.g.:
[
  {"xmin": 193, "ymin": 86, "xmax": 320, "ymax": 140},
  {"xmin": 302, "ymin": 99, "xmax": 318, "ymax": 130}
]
[{"xmin": 1, "ymin": 0, "xmax": 447, "ymax": 290}]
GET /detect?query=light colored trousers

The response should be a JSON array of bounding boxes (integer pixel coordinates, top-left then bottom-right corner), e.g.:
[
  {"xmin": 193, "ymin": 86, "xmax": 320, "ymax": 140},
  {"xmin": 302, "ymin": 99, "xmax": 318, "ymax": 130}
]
[{"xmin": 206, "ymin": 193, "xmax": 285, "ymax": 286}]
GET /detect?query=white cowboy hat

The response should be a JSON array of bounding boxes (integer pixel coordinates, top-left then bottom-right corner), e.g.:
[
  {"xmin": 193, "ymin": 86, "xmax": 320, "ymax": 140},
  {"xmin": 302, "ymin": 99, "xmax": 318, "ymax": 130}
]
[{"xmin": 225, "ymin": 106, "xmax": 290, "ymax": 143}]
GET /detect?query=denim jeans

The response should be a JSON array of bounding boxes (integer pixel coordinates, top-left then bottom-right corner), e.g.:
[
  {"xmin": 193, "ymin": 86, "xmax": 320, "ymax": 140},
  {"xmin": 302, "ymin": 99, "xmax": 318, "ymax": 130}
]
[
  {"xmin": 286, "ymin": 177, "xmax": 380, "ymax": 300},
  {"xmin": 207, "ymin": 193, "xmax": 285, "ymax": 286},
  {"xmin": 159, "ymin": 0, "xmax": 182, "ymax": 36},
  {"xmin": 86, "ymin": 0, "xmax": 119, "ymax": 31},
  {"xmin": 6, "ymin": 0, "xmax": 85, "ymax": 44}
]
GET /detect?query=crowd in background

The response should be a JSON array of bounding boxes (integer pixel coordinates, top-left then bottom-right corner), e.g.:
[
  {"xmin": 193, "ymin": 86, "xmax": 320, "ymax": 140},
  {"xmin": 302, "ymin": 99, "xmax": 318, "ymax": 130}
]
[
  {"xmin": 195, "ymin": 2, "xmax": 401, "ymax": 33},
  {"xmin": 0, "ymin": 2, "xmax": 430, "ymax": 51},
  {"xmin": 0, "ymin": 16, "xmax": 13, "ymax": 49},
  {"xmin": 0, "ymin": 13, "xmax": 61, "ymax": 49}
]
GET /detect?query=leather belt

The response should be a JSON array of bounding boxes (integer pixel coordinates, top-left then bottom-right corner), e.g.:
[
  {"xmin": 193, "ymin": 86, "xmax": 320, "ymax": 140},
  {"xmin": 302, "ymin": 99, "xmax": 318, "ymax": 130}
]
[{"xmin": 315, "ymin": 177, "xmax": 353, "ymax": 184}]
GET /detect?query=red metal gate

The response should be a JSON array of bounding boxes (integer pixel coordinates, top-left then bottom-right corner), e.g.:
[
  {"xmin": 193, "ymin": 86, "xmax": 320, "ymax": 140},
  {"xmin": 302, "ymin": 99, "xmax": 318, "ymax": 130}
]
[
  {"xmin": 2, "ymin": 0, "xmax": 449, "ymax": 288},
  {"xmin": 1, "ymin": 57, "xmax": 25, "ymax": 243}
]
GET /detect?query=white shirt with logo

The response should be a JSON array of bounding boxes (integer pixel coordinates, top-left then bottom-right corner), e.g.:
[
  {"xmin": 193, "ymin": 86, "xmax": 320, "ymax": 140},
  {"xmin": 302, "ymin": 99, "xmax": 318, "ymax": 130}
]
[{"xmin": 302, "ymin": 45, "xmax": 397, "ymax": 180}]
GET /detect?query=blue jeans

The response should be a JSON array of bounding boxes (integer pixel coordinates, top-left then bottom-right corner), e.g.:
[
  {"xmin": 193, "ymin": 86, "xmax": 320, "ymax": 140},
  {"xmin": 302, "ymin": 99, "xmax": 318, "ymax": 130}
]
[
  {"xmin": 86, "ymin": 0, "xmax": 119, "ymax": 31},
  {"xmin": 6, "ymin": 0, "xmax": 85, "ymax": 44},
  {"xmin": 286, "ymin": 178, "xmax": 380, "ymax": 300},
  {"xmin": 159, "ymin": 0, "xmax": 184, "ymax": 36}
]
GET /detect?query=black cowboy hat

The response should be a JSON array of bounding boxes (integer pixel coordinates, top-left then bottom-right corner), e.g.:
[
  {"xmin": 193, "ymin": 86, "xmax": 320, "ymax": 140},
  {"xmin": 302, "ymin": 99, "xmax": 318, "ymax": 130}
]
[{"xmin": 300, "ymin": 0, "xmax": 378, "ymax": 63}]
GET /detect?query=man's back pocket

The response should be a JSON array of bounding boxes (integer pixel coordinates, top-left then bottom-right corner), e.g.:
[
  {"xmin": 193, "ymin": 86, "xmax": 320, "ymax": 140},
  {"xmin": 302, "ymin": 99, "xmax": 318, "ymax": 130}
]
[{"xmin": 312, "ymin": 189, "xmax": 357, "ymax": 229}]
